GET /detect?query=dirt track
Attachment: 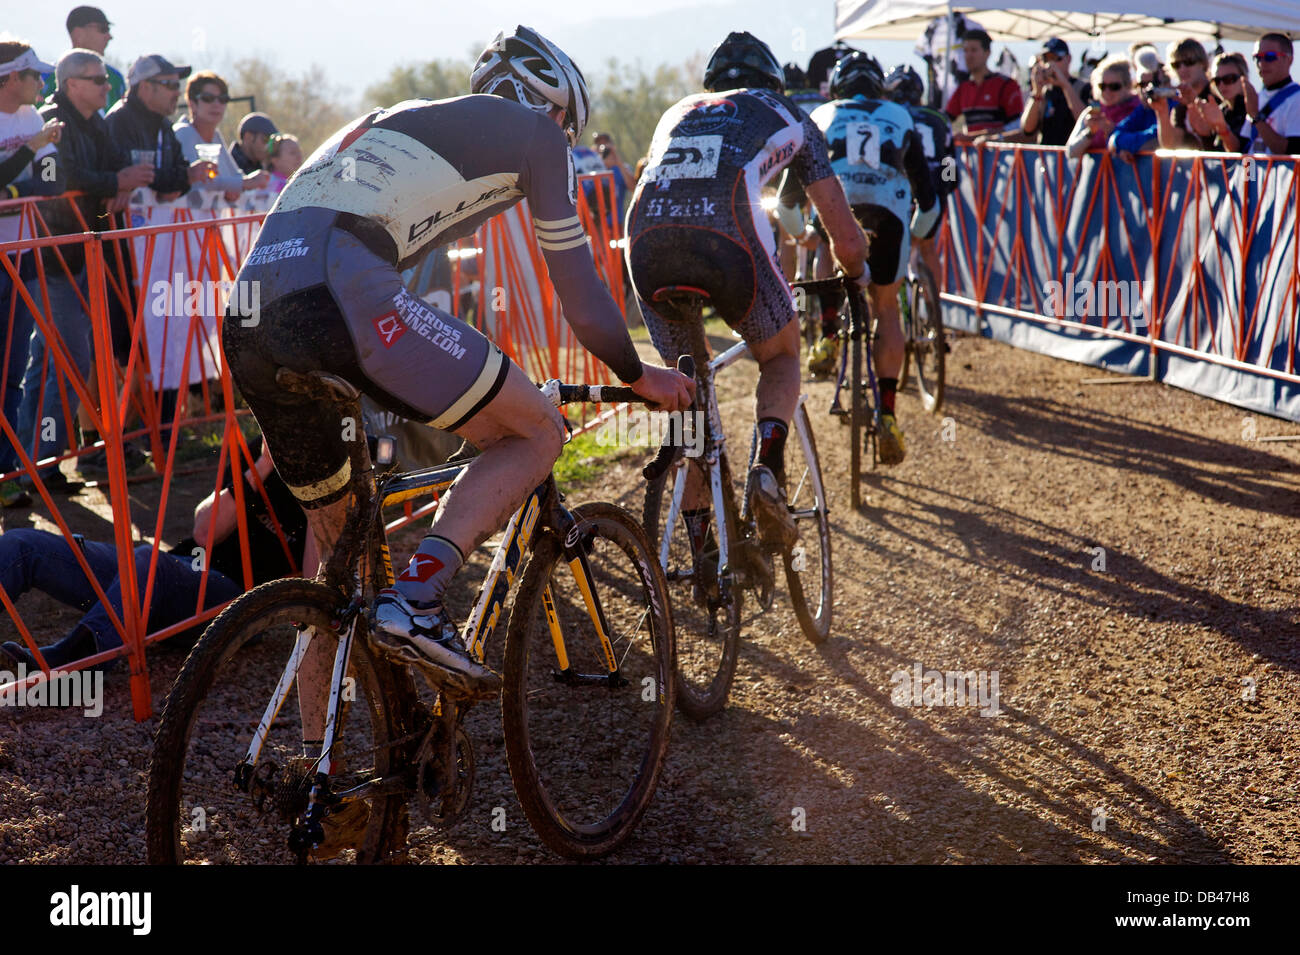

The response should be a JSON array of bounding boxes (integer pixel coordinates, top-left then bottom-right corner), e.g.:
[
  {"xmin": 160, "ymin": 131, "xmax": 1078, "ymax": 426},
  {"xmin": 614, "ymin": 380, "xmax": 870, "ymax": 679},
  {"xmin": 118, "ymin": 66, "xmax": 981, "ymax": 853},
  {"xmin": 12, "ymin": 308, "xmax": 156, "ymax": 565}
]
[{"xmin": 2, "ymin": 331, "xmax": 1297, "ymax": 864}]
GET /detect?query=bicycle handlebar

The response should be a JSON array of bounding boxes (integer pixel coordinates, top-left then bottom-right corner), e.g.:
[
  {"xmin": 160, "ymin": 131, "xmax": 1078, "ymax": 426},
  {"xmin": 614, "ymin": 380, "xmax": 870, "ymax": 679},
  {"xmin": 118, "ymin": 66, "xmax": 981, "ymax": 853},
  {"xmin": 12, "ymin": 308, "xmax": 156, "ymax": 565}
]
[{"xmin": 540, "ymin": 354, "xmax": 696, "ymax": 408}]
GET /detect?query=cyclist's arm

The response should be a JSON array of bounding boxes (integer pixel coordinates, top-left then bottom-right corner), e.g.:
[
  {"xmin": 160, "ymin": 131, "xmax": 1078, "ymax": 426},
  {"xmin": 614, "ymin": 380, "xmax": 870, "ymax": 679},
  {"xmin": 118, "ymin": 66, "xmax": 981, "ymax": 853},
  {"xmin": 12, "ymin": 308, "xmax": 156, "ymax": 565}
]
[
  {"xmin": 521, "ymin": 117, "xmax": 643, "ymax": 385},
  {"xmin": 804, "ymin": 175, "xmax": 867, "ymax": 278}
]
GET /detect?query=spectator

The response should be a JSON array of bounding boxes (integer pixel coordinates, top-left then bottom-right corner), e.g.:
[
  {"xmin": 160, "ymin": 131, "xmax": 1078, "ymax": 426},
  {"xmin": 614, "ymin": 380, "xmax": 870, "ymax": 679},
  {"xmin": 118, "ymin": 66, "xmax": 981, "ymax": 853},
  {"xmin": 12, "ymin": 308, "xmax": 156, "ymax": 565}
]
[
  {"xmin": 592, "ymin": 131, "xmax": 634, "ymax": 216},
  {"xmin": 15, "ymin": 49, "xmax": 151, "ymax": 493},
  {"xmin": 39, "ymin": 6, "xmax": 125, "ymax": 115},
  {"xmin": 1193, "ymin": 52, "xmax": 1251, "ymax": 153},
  {"xmin": 1162, "ymin": 38, "xmax": 1215, "ymax": 148},
  {"xmin": 0, "ymin": 439, "xmax": 307, "ymax": 672},
  {"xmin": 1066, "ymin": 54, "xmax": 1141, "ymax": 159},
  {"xmin": 106, "ymin": 55, "xmax": 214, "ymax": 204},
  {"xmin": 1108, "ymin": 87, "xmax": 1160, "ymax": 163},
  {"xmin": 1130, "ymin": 44, "xmax": 1163, "ymax": 86},
  {"xmin": 1241, "ymin": 33, "xmax": 1300, "ymax": 154},
  {"xmin": 1022, "ymin": 38, "xmax": 1088, "ymax": 145},
  {"xmin": 0, "ymin": 40, "xmax": 63, "ymax": 508},
  {"xmin": 945, "ymin": 29, "xmax": 1023, "ymax": 142},
  {"xmin": 173, "ymin": 70, "xmax": 267, "ymax": 203},
  {"xmin": 230, "ymin": 111, "xmax": 277, "ymax": 174},
  {"xmin": 265, "ymin": 132, "xmax": 302, "ymax": 192}
]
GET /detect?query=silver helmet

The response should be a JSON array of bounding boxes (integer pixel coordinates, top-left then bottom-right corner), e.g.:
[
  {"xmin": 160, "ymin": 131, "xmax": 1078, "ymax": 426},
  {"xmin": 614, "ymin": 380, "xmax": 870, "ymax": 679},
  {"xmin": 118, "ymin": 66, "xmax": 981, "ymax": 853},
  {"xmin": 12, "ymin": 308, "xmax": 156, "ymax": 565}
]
[{"xmin": 471, "ymin": 25, "xmax": 590, "ymax": 147}]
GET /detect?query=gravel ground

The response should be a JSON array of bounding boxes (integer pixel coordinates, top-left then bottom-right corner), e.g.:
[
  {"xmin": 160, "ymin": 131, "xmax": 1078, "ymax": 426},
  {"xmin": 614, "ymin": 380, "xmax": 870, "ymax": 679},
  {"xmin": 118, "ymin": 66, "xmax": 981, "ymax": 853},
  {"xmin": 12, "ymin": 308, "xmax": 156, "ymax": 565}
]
[{"xmin": 1, "ymin": 332, "xmax": 1297, "ymax": 864}]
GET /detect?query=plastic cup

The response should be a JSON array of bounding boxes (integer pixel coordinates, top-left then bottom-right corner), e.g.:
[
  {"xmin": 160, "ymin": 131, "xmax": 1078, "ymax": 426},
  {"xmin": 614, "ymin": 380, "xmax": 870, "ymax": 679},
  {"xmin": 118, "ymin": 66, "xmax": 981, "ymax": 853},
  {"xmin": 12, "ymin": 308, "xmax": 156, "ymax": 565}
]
[
  {"xmin": 130, "ymin": 149, "xmax": 155, "ymax": 168},
  {"xmin": 195, "ymin": 143, "xmax": 221, "ymax": 179}
]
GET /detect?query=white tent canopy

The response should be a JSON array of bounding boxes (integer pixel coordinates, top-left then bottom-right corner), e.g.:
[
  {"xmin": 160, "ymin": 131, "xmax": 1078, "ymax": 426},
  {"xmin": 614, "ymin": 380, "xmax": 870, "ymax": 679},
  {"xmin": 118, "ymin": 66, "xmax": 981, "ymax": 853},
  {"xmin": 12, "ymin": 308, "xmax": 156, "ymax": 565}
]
[{"xmin": 836, "ymin": 1, "xmax": 1300, "ymax": 44}]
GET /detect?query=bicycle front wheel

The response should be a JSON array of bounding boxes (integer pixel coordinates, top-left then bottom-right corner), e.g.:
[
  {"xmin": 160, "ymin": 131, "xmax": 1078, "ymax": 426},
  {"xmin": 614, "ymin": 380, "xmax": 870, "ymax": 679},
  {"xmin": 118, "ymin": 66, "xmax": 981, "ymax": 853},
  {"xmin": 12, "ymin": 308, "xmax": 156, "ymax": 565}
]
[
  {"xmin": 146, "ymin": 578, "xmax": 413, "ymax": 864},
  {"xmin": 502, "ymin": 501, "xmax": 674, "ymax": 859},
  {"xmin": 784, "ymin": 402, "xmax": 832, "ymax": 643},
  {"xmin": 643, "ymin": 458, "xmax": 743, "ymax": 720}
]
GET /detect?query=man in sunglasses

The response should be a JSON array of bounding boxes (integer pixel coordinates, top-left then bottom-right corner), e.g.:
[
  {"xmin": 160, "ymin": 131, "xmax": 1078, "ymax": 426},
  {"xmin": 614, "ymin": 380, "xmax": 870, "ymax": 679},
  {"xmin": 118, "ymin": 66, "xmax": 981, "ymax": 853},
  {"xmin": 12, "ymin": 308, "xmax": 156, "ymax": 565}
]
[
  {"xmin": 1022, "ymin": 38, "xmax": 1087, "ymax": 146},
  {"xmin": 1241, "ymin": 34, "xmax": 1300, "ymax": 155},
  {"xmin": 39, "ymin": 6, "xmax": 125, "ymax": 115},
  {"xmin": 105, "ymin": 55, "xmax": 216, "ymax": 204}
]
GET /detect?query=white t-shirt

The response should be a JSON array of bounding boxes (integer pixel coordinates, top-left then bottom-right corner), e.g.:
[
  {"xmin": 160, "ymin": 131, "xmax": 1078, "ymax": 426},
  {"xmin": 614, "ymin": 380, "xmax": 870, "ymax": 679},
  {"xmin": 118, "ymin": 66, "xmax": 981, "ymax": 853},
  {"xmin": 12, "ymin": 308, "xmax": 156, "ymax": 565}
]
[
  {"xmin": 1242, "ymin": 80, "xmax": 1300, "ymax": 154},
  {"xmin": 0, "ymin": 104, "xmax": 57, "ymax": 243}
]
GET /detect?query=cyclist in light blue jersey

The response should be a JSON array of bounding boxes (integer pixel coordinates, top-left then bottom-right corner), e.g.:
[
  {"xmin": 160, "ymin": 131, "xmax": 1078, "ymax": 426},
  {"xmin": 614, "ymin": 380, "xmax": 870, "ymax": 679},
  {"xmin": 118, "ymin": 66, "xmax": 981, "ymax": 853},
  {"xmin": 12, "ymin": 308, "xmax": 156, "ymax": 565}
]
[{"xmin": 777, "ymin": 52, "xmax": 937, "ymax": 465}]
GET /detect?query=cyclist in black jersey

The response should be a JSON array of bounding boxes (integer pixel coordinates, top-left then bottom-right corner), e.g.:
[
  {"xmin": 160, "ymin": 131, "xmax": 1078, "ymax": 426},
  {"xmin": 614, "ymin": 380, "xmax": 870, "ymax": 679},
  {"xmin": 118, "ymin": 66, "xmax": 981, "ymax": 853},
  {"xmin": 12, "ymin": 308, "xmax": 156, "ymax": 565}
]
[
  {"xmin": 884, "ymin": 64, "xmax": 954, "ymax": 305},
  {"xmin": 624, "ymin": 31, "xmax": 868, "ymax": 546},
  {"xmin": 223, "ymin": 26, "xmax": 692, "ymax": 695}
]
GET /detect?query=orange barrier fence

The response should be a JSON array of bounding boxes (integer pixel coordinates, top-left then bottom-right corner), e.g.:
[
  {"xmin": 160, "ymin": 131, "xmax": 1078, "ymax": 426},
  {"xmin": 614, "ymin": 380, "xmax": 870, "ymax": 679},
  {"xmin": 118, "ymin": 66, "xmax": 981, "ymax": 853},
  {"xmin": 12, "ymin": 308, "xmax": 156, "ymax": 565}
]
[
  {"xmin": 941, "ymin": 144, "xmax": 1300, "ymax": 420},
  {"xmin": 1, "ymin": 173, "xmax": 630, "ymax": 720}
]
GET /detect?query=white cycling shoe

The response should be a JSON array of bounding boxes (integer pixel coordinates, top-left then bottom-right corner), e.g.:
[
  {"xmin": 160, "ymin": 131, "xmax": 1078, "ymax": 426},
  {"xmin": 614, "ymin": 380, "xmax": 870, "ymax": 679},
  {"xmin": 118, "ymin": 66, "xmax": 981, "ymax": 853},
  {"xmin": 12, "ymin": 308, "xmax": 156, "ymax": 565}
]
[{"xmin": 371, "ymin": 589, "xmax": 502, "ymax": 699}]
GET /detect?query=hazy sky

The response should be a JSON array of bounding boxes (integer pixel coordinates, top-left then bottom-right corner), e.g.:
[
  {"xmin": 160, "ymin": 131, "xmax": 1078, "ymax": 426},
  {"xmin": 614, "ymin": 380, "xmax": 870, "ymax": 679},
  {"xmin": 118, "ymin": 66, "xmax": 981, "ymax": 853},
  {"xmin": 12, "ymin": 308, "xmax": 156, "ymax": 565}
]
[{"xmin": 5, "ymin": 0, "xmax": 847, "ymax": 102}]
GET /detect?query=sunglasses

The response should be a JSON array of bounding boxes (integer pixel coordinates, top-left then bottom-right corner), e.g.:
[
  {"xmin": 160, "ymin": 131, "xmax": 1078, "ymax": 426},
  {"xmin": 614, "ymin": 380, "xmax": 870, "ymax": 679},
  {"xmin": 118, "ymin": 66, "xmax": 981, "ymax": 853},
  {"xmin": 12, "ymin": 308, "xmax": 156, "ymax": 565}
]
[
  {"xmin": 1097, "ymin": 81, "xmax": 1126, "ymax": 92},
  {"xmin": 148, "ymin": 78, "xmax": 181, "ymax": 90},
  {"xmin": 1212, "ymin": 73, "xmax": 1242, "ymax": 86},
  {"xmin": 1253, "ymin": 51, "xmax": 1282, "ymax": 63},
  {"xmin": 1169, "ymin": 58, "xmax": 1202, "ymax": 69},
  {"xmin": 75, "ymin": 74, "xmax": 110, "ymax": 85},
  {"xmin": 194, "ymin": 92, "xmax": 230, "ymax": 104}
]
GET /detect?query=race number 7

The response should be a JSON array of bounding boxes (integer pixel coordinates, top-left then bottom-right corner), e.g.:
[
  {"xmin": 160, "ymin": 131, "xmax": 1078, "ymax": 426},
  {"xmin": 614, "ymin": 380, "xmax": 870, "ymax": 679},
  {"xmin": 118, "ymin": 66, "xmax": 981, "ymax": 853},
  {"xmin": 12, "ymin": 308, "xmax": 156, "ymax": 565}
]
[{"xmin": 847, "ymin": 123, "xmax": 881, "ymax": 168}]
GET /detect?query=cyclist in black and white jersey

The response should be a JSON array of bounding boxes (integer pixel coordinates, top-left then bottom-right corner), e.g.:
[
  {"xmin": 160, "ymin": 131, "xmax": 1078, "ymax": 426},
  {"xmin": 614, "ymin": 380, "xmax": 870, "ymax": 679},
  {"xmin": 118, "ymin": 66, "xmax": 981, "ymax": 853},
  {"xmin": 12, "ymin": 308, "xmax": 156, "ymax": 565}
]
[
  {"xmin": 625, "ymin": 31, "xmax": 868, "ymax": 548},
  {"xmin": 223, "ymin": 26, "xmax": 692, "ymax": 695}
]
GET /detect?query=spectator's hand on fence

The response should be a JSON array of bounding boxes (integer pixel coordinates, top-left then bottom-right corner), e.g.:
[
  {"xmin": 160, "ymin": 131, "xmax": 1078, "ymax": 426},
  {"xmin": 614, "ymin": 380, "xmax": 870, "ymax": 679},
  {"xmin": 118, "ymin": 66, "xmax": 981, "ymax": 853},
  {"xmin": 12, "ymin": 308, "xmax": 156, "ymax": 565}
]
[
  {"xmin": 187, "ymin": 160, "xmax": 219, "ymax": 184},
  {"xmin": 629, "ymin": 364, "xmax": 695, "ymax": 413},
  {"xmin": 118, "ymin": 163, "xmax": 155, "ymax": 191},
  {"xmin": 1118, "ymin": 149, "xmax": 1136, "ymax": 164},
  {"xmin": 242, "ymin": 170, "xmax": 269, "ymax": 191},
  {"xmin": 105, "ymin": 191, "xmax": 131, "ymax": 215},
  {"xmin": 26, "ymin": 119, "xmax": 63, "ymax": 152},
  {"xmin": 223, "ymin": 189, "xmax": 241, "ymax": 203}
]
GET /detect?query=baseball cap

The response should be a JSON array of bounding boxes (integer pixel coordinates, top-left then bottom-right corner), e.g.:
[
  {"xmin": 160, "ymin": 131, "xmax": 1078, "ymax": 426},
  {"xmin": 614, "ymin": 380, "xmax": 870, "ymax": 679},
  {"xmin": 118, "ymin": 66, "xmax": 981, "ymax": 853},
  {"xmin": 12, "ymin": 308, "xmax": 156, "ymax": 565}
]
[
  {"xmin": 1133, "ymin": 45, "xmax": 1162, "ymax": 73},
  {"xmin": 1042, "ymin": 38, "xmax": 1069, "ymax": 59},
  {"xmin": 238, "ymin": 112, "xmax": 279, "ymax": 138},
  {"xmin": 67, "ymin": 6, "xmax": 112, "ymax": 31},
  {"xmin": 0, "ymin": 48, "xmax": 56, "ymax": 77},
  {"xmin": 128, "ymin": 55, "xmax": 191, "ymax": 87}
]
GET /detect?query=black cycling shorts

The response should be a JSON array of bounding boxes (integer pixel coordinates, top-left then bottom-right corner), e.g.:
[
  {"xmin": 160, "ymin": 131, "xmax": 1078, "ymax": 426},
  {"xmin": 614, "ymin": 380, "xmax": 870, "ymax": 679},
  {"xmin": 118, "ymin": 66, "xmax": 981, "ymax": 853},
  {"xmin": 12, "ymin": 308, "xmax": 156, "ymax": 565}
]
[
  {"xmin": 813, "ymin": 203, "xmax": 907, "ymax": 287},
  {"xmin": 223, "ymin": 210, "xmax": 507, "ymax": 509},
  {"xmin": 627, "ymin": 224, "xmax": 795, "ymax": 363}
]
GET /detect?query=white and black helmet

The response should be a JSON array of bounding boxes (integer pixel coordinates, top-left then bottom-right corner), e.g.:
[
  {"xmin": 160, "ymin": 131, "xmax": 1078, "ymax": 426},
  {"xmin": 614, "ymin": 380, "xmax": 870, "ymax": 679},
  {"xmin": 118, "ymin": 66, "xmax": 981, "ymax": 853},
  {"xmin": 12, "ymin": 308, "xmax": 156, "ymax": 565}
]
[{"xmin": 471, "ymin": 25, "xmax": 590, "ymax": 147}]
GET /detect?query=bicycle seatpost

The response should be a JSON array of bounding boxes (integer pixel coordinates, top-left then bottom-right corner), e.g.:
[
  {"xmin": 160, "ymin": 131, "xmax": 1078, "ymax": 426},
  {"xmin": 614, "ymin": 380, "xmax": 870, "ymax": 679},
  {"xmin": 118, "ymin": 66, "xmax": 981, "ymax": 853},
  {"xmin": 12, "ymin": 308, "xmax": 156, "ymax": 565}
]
[{"xmin": 642, "ymin": 355, "xmax": 695, "ymax": 481}]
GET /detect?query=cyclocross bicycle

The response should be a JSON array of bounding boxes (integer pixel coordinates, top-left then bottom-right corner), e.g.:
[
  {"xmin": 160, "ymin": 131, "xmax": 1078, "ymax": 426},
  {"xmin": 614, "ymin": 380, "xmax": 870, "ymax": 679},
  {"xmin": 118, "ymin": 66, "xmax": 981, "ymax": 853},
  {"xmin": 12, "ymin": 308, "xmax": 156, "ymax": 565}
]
[
  {"xmin": 641, "ymin": 287, "xmax": 832, "ymax": 721},
  {"xmin": 896, "ymin": 245, "xmax": 946, "ymax": 414},
  {"xmin": 793, "ymin": 274, "xmax": 879, "ymax": 511},
  {"xmin": 146, "ymin": 370, "xmax": 674, "ymax": 863}
]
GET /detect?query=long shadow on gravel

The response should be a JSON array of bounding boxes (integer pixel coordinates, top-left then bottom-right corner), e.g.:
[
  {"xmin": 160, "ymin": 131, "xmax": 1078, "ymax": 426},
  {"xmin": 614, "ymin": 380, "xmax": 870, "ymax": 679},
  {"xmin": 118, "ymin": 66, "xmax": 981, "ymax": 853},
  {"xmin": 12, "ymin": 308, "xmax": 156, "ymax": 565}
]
[
  {"xmin": 832, "ymin": 477, "xmax": 1300, "ymax": 674},
  {"xmin": 741, "ymin": 634, "xmax": 1235, "ymax": 863},
  {"xmin": 944, "ymin": 384, "xmax": 1299, "ymax": 520}
]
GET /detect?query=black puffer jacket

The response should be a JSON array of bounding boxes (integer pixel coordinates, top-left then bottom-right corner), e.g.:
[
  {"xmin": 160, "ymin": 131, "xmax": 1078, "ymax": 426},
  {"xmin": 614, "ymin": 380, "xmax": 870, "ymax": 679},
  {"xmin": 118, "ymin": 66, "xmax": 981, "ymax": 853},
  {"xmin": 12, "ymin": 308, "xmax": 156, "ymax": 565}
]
[
  {"xmin": 104, "ymin": 93, "xmax": 191, "ymax": 197},
  {"xmin": 36, "ymin": 90, "xmax": 125, "ymax": 273}
]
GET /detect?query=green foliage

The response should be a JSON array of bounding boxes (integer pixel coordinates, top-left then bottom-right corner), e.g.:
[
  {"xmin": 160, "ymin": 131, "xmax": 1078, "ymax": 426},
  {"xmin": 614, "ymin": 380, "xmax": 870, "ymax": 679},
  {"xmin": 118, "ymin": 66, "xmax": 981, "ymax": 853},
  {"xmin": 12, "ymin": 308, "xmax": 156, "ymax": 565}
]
[
  {"xmin": 217, "ymin": 58, "xmax": 355, "ymax": 157},
  {"xmin": 582, "ymin": 56, "xmax": 703, "ymax": 163},
  {"xmin": 553, "ymin": 429, "xmax": 636, "ymax": 489},
  {"xmin": 362, "ymin": 57, "xmax": 477, "ymax": 111}
]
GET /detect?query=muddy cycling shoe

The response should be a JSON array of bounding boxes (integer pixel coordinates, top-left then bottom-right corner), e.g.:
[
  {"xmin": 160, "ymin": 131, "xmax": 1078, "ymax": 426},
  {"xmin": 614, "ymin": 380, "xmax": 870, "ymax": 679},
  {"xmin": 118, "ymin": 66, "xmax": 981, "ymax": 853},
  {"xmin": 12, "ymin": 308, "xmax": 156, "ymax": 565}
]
[
  {"xmin": 370, "ymin": 589, "xmax": 502, "ymax": 700},
  {"xmin": 877, "ymin": 413, "xmax": 906, "ymax": 466},
  {"xmin": 748, "ymin": 465, "xmax": 798, "ymax": 552},
  {"xmin": 311, "ymin": 798, "xmax": 371, "ymax": 860},
  {"xmin": 807, "ymin": 335, "xmax": 839, "ymax": 378}
]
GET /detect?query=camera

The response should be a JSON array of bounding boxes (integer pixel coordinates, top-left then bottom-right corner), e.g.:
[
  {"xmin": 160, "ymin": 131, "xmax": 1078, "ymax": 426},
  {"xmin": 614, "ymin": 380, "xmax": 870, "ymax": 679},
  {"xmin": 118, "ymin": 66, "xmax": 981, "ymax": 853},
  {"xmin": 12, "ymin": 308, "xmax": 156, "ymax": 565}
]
[
  {"xmin": 1144, "ymin": 84, "xmax": 1179, "ymax": 99},
  {"xmin": 598, "ymin": 144, "xmax": 611, "ymax": 158}
]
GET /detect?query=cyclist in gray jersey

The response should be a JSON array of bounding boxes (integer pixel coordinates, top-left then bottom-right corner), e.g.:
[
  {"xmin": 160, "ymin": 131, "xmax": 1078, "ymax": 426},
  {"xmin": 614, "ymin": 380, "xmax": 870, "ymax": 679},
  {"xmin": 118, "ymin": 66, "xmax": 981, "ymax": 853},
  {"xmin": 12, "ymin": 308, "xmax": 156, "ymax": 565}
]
[{"xmin": 223, "ymin": 26, "xmax": 692, "ymax": 695}]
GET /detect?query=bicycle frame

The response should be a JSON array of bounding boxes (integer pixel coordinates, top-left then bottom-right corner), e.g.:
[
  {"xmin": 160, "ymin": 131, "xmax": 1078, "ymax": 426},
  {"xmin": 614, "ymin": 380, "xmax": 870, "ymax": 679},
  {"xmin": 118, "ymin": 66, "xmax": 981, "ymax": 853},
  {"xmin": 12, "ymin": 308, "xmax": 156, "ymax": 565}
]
[{"xmin": 241, "ymin": 457, "xmax": 625, "ymax": 781}]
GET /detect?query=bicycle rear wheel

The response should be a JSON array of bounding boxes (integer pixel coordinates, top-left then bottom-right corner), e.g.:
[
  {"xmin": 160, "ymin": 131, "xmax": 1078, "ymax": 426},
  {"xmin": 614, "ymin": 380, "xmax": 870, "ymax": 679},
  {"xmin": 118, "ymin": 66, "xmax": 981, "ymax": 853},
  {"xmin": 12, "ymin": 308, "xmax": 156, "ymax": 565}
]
[
  {"xmin": 146, "ymin": 578, "xmax": 412, "ymax": 864},
  {"xmin": 783, "ymin": 402, "xmax": 832, "ymax": 643},
  {"xmin": 909, "ymin": 256, "xmax": 946, "ymax": 414},
  {"xmin": 502, "ymin": 501, "xmax": 674, "ymax": 858},
  {"xmin": 643, "ymin": 458, "xmax": 743, "ymax": 720}
]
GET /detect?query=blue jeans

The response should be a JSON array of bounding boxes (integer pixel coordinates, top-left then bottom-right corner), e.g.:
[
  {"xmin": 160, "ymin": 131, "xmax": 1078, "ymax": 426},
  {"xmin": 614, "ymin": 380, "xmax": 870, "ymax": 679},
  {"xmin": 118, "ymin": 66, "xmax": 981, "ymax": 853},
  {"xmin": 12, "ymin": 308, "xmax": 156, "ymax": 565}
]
[
  {"xmin": 0, "ymin": 528, "xmax": 243, "ymax": 665},
  {"xmin": 16, "ymin": 271, "xmax": 93, "ymax": 478},
  {"xmin": 0, "ymin": 264, "xmax": 36, "ymax": 475}
]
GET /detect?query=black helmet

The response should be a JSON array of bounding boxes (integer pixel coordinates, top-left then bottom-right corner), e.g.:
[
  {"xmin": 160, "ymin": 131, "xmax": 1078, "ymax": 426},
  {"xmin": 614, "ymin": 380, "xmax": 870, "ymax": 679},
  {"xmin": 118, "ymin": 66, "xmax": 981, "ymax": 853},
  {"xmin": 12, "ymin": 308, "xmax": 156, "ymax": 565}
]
[
  {"xmin": 782, "ymin": 61, "xmax": 808, "ymax": 90},
  {"xmin": 829, "ymin": 51, "xmax": 884, "ymax": 101},
  {"xmin": 703, "ymin": 31, "xmax": 784, "ymax": 92},
  {"xmin": 883, "ymin": 65, "xmax": 924, "ymax": 106}
]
